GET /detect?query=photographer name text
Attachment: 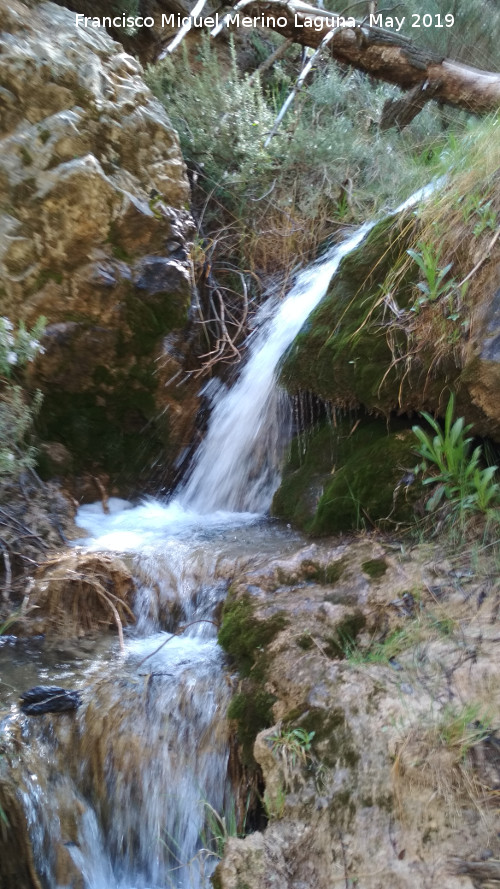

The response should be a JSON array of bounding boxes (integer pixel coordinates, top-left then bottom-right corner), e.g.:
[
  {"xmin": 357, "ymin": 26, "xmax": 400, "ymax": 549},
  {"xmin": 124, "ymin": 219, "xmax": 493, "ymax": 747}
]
[{"xmin": 75, "ymin": 12, "xmax": 455, "ymax": 34}]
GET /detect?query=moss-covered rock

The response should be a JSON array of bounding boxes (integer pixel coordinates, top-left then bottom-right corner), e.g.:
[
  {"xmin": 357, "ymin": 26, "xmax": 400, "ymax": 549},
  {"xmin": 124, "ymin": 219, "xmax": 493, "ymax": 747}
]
[
  {"xmin": 272, "ymin": 417, "xmax": 418, "ymax": 535},
  {"xmin": 218, "ymin": 591, "xmax": 288, "ymax": 765},
  {"xmin": 279, "ymin": 211, "xmax": 463, "ymax": 422},
  {"xmin": 280, "ymin": 215, "xmax": 415, "ymax": 411},
  {"xmin": 218, "ymin": 592, "xmax": 288, "ymax": 678}
]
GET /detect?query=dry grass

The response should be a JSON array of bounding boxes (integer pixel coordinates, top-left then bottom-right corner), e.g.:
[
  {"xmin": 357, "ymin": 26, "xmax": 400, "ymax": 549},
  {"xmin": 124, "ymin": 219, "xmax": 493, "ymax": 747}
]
[
  {"xmin": 24, "ymin": 551, "xmax": 136, "ymax": 642},
  {"xmin": 382, "ymin": 117, "xmax": 500, "ymax": 388}
]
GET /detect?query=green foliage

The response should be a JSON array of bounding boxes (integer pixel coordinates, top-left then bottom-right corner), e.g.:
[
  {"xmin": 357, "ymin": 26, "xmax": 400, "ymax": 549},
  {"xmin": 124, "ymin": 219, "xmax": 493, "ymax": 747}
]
[
  {"xmin": 146, "ymin": 36, "xmax": 458, "ymax": 283},
  {"xmin": 201, "ymin": 799, "xmax": 242, "ymax": 860},
  {"xmin": 0, "ymin": 609, "xmax": 21, "ymax": 635},
  {"xmin": 268, "ymin": 726, "xmax": 315, "ymax": 767},
  {"xmin": 0, "ymin": 387, "xmax": 42, "ymax": 482},
  {"xmin": 0, "ymin": 317, "xmax": 46, "ymax": 485},
  {"xmin": 147, "ymin": 38, "xmax": 277, "ymax": 203},
  {"xmin": 344, "ymin": 626, "xmax": 418, "ymax": 665},
  {"xmin": 472, "ymin": 200, "xmax": 497, "ymax": 236},
  {"xmin": 0, "ymin": 316, "xmax": 46, "ymax": 379},
  {"xmin": 407, "ymin": 242, "xmax": 456, "ymax": 310},
  {"xmin": 262, "ymin": 783, "xmax": 286, "ymax": 820},
  {"xmin": 437, "ymin": 703, "xmax": 494, "ymax": 759},
  {"xmin": 412, "ymin": 393, "xmax": 500, "ymax": 518}
]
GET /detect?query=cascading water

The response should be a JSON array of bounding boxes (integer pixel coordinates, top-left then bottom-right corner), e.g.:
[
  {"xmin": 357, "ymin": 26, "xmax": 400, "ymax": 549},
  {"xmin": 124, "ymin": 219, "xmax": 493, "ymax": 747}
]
[
  {"xmin": 178, "ymin": 223, "xmax": 372, "ymax": 514},
  {"xmin": 2, "ymin": 185, "xmax": 435, "ymax": 889}
]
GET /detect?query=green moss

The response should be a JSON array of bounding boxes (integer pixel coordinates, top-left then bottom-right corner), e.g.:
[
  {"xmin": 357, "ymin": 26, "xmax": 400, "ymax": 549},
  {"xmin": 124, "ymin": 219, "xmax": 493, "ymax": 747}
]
[
  {"xmin": 37, "ymin": 380, "xmax": 167, "ymax": 483},
  {"xmin": 218, "ymin": 593, "xmax": 288, "ymax": 678},
  {"xmin": 92, "ymin": 365, "xmax": 114, "ymax": 386},
  {"xmin": 272, "ymin": 417, "xmax": 418, "ymax": 535},
  {"xmin": 124, "ymin": 285, "xmax": 189, "ymax": 357},
  {"xmin": 32, "ymin": 268, "xmax": 63, "ymax": 291},
  {"xmin": 219, "ymin": 593, "xmax": 287, "ymax": 766},
  {"xmin": 111, "ymin": 244, "xmax": 131, "ymax": 262},
  {"xmin": 227, "ymin": 689, "xmax": 277, "ymax": 766},
  {"xmin": 39, "ymin": 129, "xmax": 51, "ymax": 145},
  {"xmin": 297, "ymin": 633, "xmax": 314, "ymax": 650},
  {"xmin": 280, "ymin": 215, "xmax": 413, "ymax": 408},
  {"xmin": 362, "ymin": 558, "xmax": 388, "ymax": 579},
  {"xmin": 280, "ymin": 209, "xmax": 461, "ymax": 417},
  {"xmin": 210, "ymin": 868, "xmax": 223, "ymax": 889},
  {"xmin": 295, "ymin": 706, "xmax": 359, "ymax": 769},
  {"xmin": 300, "ymin": 558, "xmax": 346, "ymax": 585},
  {"xmin": 20, "ymin": 146, "xmax": 33, "ymax": 166},
  {"xmin": 311, "ymin": 428, "xmax": 416, "ymax": 535},
  {"xmin": 271, "ymin": 423, "xmax": 339, "ymax": 529},
  {"xmin": 323, "ymin": 609, "xmax": 366, "ymax": 659}
]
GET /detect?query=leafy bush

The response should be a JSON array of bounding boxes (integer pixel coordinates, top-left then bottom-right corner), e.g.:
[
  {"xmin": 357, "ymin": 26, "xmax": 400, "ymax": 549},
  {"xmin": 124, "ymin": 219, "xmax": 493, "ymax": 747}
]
[
  {"xmin": 412, "ymin": 393, "xmax": 500, "ymax": 521},
  {"xmin": 146, "ymin": 36, "xmax": 459, "ymax": 282},
  {"xmin": 0, "ymin": 316, "xmax": 45, "ymax": 378},
  {"xmin": 0, "ymin": 387, "xmax": 42, "ymax": 480},
  {"xmin": 0, "ymin": 316, "xmax": 46, "ymax": 486}
]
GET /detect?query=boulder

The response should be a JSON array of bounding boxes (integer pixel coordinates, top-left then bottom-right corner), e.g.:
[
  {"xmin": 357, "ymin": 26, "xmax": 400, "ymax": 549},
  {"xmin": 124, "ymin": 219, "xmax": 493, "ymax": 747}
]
[{"xmin": 0, "ymin": 0, "xmax": 199, "ymax": 485}]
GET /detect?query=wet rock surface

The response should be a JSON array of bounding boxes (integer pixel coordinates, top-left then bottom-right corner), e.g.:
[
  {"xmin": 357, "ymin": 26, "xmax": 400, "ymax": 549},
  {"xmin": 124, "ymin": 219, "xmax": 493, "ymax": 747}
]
[
  {"xmin": 281, "ymin": 203, "xmax": 500, "ymax": 441},
  {"xmin": 19, "ymin": 685, "xmax": 82, "ymax": 715}
]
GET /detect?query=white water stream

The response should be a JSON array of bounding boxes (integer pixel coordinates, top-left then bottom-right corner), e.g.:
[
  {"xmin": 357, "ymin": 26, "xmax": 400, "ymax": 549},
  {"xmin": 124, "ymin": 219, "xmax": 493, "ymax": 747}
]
[{"xmin": 4, "ymin": 185, "xmax": 434, "ymax": 889}]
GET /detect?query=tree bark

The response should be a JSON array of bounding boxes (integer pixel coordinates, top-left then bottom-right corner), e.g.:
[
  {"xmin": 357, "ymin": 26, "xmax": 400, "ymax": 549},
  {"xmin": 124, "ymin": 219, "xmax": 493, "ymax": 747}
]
[{"xmin": 216, "ymin": 1, "xmax": 500, "ymax": 116}]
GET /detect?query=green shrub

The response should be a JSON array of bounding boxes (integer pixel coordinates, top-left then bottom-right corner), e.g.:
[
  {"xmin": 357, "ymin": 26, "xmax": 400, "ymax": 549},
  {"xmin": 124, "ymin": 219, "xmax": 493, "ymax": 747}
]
[
  {"xmin": 0, "ymin": 316, "xmax": 46, "ymax": 486},
  {"xmin": 413, "ymin": 393, "xmax": 500, "ymax": 522},
  {"xmin": 0, "ymin": 316, "xmax": 46, "ymax": 378},
  {"xmin": 146, "ymin": 36, "xmax": 460, "ymax": 285},
  {"xmin": 0, "ymin": 387, "xmax": 42, "ymax": 480}
]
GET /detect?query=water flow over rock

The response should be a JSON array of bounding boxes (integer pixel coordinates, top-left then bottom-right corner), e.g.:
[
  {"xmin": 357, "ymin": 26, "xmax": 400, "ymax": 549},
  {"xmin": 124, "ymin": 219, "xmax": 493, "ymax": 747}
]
[
  {"xmin": 178, "ymin": 225, "xmax": 372, "ymax": 514},
  {"xmin": 4, "ymin": 185, "xmax": 437, "ymax": 889}
]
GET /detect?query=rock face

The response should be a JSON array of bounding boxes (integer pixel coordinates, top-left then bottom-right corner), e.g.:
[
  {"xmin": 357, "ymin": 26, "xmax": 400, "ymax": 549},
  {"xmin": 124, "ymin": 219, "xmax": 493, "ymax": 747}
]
[
  {"xmin": 275, "ymin": 178, "xmax": 500, "ymax": 533},
  {"xmin": 0, "ymin": 0, "xmax": 197, "ymax": 485},
  {"xmin": 215, "ymin": 539, "xmax": 500, "ymax": 889}
]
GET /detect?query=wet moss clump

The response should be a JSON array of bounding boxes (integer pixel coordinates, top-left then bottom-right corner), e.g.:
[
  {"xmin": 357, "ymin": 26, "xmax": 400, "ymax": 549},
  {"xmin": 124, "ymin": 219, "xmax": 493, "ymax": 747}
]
[
  {"xmin": 297, "ymin": 633, "xmax": 314, "ymax": 650},
  {"xmin": 279, "ymin": 209, "xmax": 462, "ymax": 420},
  {"xmin": 272, "ymin": 417, "xmax": 419, "ymax": 535},
  {"xmin": 293, "ymin": 706, "xmax": 360, "ymax": 769},
  {"xmin": 218, "ymin": 592, "xmax": 288, "ymax": 678},
  {"xmin": 227, "ymin": 689, "xmax": 277, "ymax": 766},
  {"xmin": 300, "ymin": 558, "xmax": 346, "ymax": 585},
  {"xmin": 362, "ymin": 558, "xmax": 388, "ymax": 579},
  {"xmin": 280, "ymin": 214, "xmax": 415, "ymax": 411},
  {"xmin": 219, "ymin": 592, "xmax": 287, "ymax": 766},
  {"xmin": 37, "ymin": 380, "xmax": 168, "ymax": 485}
]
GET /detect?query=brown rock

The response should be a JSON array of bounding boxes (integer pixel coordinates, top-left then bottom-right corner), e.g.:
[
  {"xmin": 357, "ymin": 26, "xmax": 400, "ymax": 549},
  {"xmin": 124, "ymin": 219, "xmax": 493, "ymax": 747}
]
[{"xmin": 0, "ymin": 0, "xmax": 198, "ymax": 484}]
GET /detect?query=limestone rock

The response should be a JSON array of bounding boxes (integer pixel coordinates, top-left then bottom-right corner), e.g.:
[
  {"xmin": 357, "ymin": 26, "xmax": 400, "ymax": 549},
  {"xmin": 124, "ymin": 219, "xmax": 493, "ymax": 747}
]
[
  {"xmin": 217, "ymin": 539, "xmax": 498, "ymax": 889},
  {"xmin": 0, "ymin": 0, "xmax": 198, "ymax": 484}
]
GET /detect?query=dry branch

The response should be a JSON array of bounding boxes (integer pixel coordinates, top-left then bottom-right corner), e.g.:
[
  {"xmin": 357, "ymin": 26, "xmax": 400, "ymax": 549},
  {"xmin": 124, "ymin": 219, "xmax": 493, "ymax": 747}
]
[{"xmin": 211, "ymin": 0, "xmax": 500, "ymax": 118}]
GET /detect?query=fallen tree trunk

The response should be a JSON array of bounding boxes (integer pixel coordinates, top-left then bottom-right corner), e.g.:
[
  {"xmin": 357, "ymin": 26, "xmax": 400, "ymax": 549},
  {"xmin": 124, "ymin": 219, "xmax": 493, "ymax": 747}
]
[{"xmin": 211, "ymin": 0, "xmax": 500, "ymax": 117}]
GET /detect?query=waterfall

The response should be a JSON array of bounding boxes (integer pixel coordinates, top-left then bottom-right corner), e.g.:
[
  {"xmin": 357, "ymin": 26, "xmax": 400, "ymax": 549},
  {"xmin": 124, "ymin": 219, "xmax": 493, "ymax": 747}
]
[
  {"xmin": 177, "ymin": 224, "xmax": 372, "ymax": 514},
  {"xmin": 5, "ymin": 184, "xmax": 436, "ymax": 889}
]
